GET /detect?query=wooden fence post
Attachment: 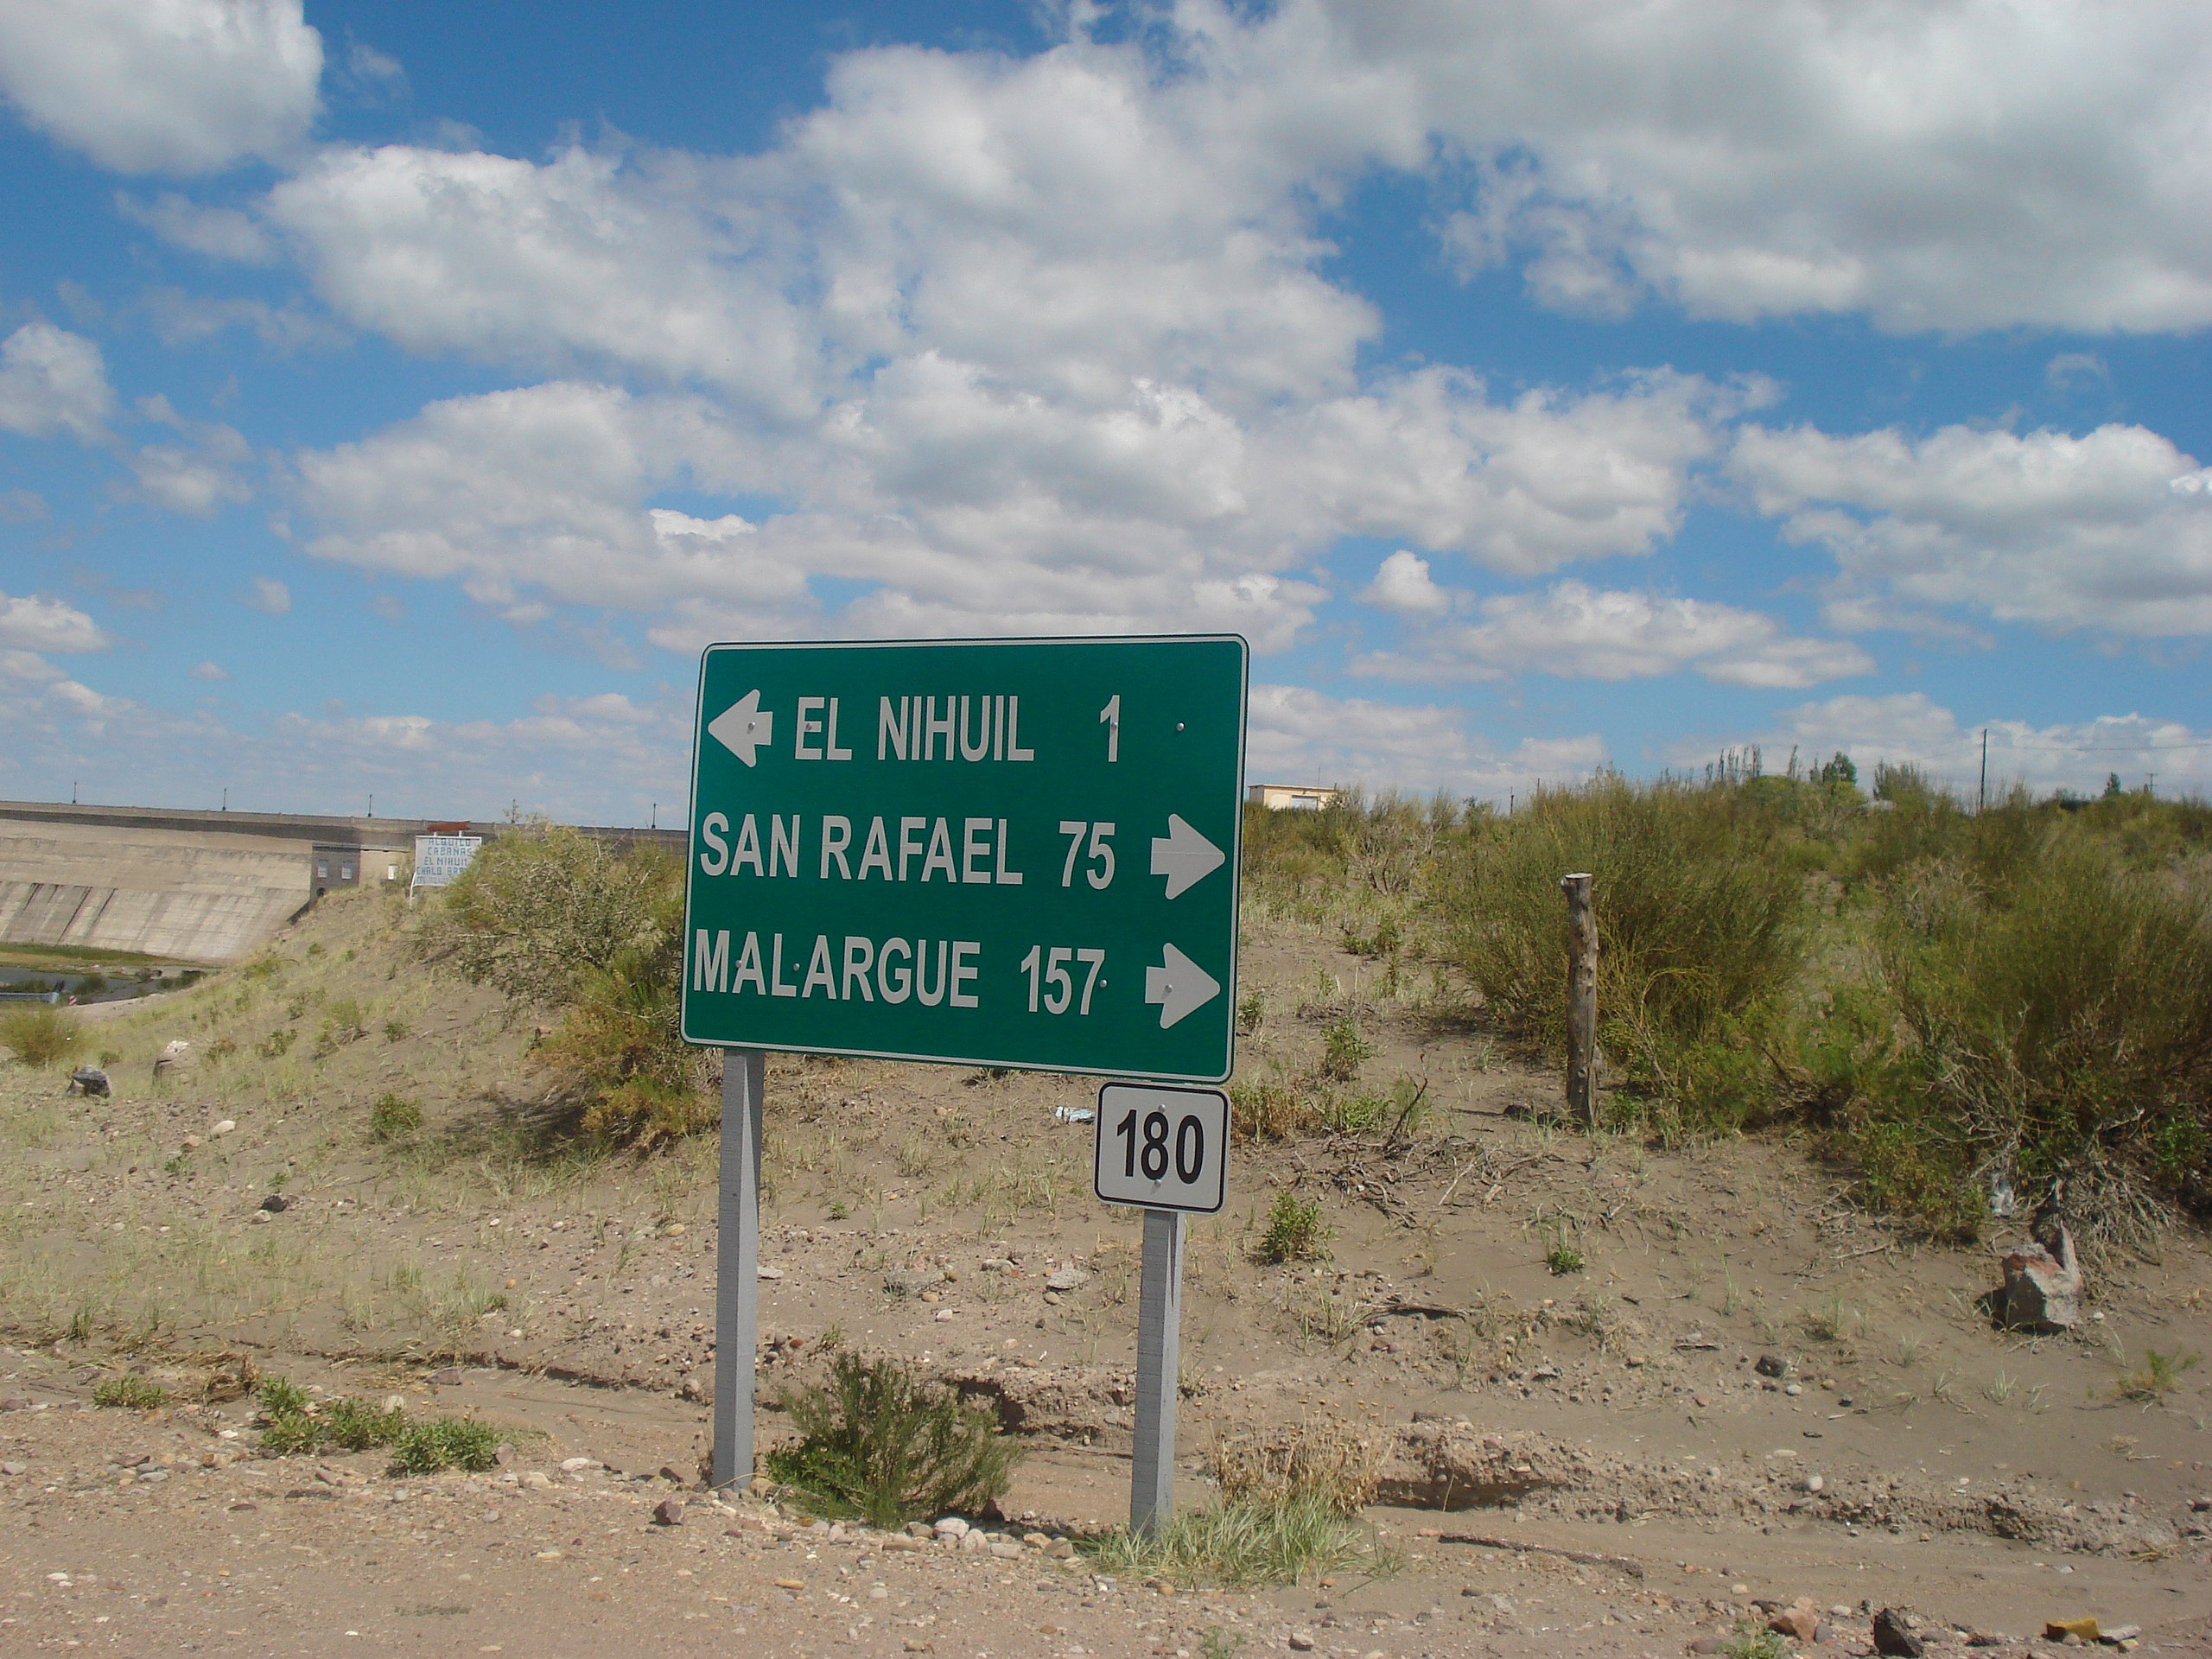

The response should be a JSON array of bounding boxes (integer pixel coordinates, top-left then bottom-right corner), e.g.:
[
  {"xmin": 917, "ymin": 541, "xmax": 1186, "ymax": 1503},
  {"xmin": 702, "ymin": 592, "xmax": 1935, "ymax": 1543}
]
[{"xmin": 1560, "ymin": 872, "xmax": 1597, "ymax": 1127}]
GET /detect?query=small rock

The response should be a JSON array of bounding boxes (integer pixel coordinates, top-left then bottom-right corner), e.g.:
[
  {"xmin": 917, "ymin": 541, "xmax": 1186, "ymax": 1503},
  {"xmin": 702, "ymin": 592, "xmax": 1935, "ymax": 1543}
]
[
  {"xmin": 933, "ymin": 1516, "xmax": 969, "ymax": 1539},
  {"xmin": 68, "ymin": 1066, "xmax": 111, "ymax": 1097},
  {"xmin": 1999, "ymin": 1227, "xmax": 2082, "ymax": 1332},
  {"xmin": 1963, "ymin": 1633, "xmax": 2006, "ymax": 1648},
  {"xmin": 1046, "ymin": 1539, "xmax": 1075, "ymax": 1559},
  {"xmin": 429, "ymin": 1368, "xmax": 464, "ymax": 1387},
  {"xmin": 1768, "ymin": 1599, "xmax": 1821, "ymax": 1643},
  {"xmin": 0, "ymin": 1460, "xmax": 27, "ymax": 1476},
  {"xmin": 493, "ymin": 1443, "xmax": 515, "ymax": 1466},
  {"xmin": 756, "ymin": 1265, "xmax": 784, "ymax": 1281},
  {"xmin": 1873, "ymin": 1607, "xmax": 1926, "ymax": 1657},
  {"xmin": 2044, "ymin": 1618, "xmax": 2101, "ymax": 1643},
  {"xmin": 1046, "ymin": 1268, "xmax": 1087, "ymax": 1293},
  {"xmin": 2105, "ymin": 1625, "xmax": 2142, "ymax": 1643},
  {"xmin": 1754, "ymin": 1354, "xmax": 1789, "ymax": 1378},
  {"xmin": 1688, "ymin": 1639, "xmax": 1725, "ymax": 1656},
  {"xmin": 1800, "ymin": 1474, "xmax": 1825, "ymax": 1494},
  {"xmin": 1288, "ymin": 1634, "xmax": 1317, "ymax": 1651},
  {"xmin": 989, "ymin": 1539, "xmax": 1021, "ymax": 1559},
  {"xmin": 560, "ymin": 1457, "xmax": 597, "ymax": 1472},
  {"xmin": 257, "ymin": 1192, "xmax": 290, "ymax": 1212},
  {"xmin": 652, "ymin": 1497, "xmax": 684, "ymax": 1526},
  {"xmin": 520, "ymin": 1471, "xmax": 552, "ymax": 1490},
  {"xmin": 880, "ymin": 1534, "xmax": 925, "ymax": 1552},
  {"xmin": 212, "ymin": 1118, "xmax": 237, "ymax": 1135},
  {"xmin": 1783, "ymin": 1381, "xmax": 1802, "ymax": 1396}
]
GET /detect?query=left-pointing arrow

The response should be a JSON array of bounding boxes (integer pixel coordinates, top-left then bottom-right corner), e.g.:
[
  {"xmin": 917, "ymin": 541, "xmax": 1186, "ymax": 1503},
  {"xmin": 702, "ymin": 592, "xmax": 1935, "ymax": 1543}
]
[
  {"xmin": 1143, "ymin": 944, "xmax": 1221, "ymax": 1030},
  {"xmin": 1150, "ymin": 813, "xmax": 1225, "ymax": 900},
  {"xmin": 707, "ymin": 689, "xmax": 772, "ymax": 767}
]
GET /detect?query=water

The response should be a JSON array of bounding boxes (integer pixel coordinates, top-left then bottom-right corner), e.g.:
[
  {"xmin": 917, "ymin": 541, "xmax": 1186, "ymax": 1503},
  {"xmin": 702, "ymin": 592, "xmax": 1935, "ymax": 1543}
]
[{"xmin": 0, "ymin": 964, "xmax": 202, "ymax": 1004}]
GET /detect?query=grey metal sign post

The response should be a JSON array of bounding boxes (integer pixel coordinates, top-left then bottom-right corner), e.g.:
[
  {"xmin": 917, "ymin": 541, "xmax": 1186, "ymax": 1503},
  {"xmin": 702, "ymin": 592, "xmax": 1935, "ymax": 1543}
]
[
  {"xmin": 682, "ymin": 636, "xmax": 1247, "ymax": 1503},
  {"xmin": 1094, "ymin": 1082, "xmax": 1229, "ymax": 1533},
  {"xmin": 709, "ymin": 1048, "xmax": 763, "ymax": 1490}
]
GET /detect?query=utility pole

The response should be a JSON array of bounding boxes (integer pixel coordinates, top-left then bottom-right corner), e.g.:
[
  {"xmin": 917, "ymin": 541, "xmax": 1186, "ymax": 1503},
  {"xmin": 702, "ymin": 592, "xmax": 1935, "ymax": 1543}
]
[{"xmin": 1979, "ymin": 728, "xmax": 1988, "ymax": 812}]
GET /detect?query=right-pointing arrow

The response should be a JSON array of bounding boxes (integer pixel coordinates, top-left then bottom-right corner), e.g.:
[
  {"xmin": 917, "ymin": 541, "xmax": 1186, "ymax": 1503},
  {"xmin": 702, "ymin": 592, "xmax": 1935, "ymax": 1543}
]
[
  {"xmin": 1149, "ymin": 813, "xmax": 1224, "ymax": 899},
  {"xmin": 1143, "ymin": 944, "xmax": 1221, "ymax": 1029}
]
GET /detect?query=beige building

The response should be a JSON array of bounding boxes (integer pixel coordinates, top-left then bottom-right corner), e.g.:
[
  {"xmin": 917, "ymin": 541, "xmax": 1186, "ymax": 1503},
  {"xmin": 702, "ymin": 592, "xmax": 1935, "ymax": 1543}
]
[{"xmin": 1246, "ymin": 783, "xmax": 1339, "ymax": 811}]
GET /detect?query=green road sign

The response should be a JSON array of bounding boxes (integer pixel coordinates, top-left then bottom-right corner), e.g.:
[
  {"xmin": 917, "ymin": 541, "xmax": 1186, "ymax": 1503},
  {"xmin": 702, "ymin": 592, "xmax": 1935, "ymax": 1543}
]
[{"xmin": 680, "ymin": 635, "xmax": 1248, "ymax": 1082}]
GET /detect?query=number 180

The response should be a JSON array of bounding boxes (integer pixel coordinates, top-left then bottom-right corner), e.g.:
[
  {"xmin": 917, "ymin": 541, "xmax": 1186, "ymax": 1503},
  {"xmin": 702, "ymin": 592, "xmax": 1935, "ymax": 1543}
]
[{"xmin": 1114, "ymin": 1108, "xmax": 1205, "ymax": 1184}]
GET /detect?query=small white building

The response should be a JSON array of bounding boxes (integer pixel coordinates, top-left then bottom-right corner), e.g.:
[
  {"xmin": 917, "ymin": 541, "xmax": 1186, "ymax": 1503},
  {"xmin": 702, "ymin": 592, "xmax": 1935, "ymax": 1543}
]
[{"xmin": 1246, "ymin": 783, "xmax": 1338, "ymax": 811}]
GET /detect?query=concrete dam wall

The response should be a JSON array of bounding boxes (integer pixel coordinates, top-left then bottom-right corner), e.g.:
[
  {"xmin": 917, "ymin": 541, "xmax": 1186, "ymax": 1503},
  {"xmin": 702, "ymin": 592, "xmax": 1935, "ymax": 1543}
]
[
  {"xmin": 0, "ymin": 817, "xmax": 315, "ymax": 963},
  {"xmin": 0, "ymin": 801, "xmax": 688, "ymax": 964}
]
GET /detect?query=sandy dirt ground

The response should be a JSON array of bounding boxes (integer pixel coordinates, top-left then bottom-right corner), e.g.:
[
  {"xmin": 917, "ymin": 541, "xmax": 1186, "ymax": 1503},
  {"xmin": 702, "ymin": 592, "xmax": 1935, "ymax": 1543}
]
[{"xmin": 3, "ymin": 889, "xmax": 2209, "ymax": 1657}]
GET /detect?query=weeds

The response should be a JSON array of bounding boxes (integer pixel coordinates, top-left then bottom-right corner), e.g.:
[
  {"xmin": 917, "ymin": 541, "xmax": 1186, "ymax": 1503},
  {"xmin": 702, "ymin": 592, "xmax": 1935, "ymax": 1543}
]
[
  {"xmin": 91, "ymin": 1375, "xmax": 167, "ymax": 1409},
  {"xmin": 1545, "ymin": 1233, "xmax": 1585, "ymax": 1275},
  {"xmin": 1721, "ymin": 1624, "xmax": 1789, "ymax": 1659},
  {"xmin": 766, "ymin": 1353, "xmax": 1021, "ymax": 1529},
  {"xmin": 254, "ymin": 1376, "xmax": 499, "ymax": 1471},
  {"xmin": 1228, "ymin": 1081, "xmax": 1315, "ymax": 1143},
  {"xmin": 1801, "ymin": 1291, "xmax": 1859, "ymax": 1343},
  {"xmin": 1085, "ymin": 1491, "xmax": 1390, "ymax": 1588},
  {"xmin": 390, "ymin": 1417, "xmax": 503, "ymax": 1474},
  {"xmin": 370, "ymin": 1093, "xmax": 424, "ymax": 1143},
  {"xmin": 1213, "ymin": 1424, "xmax": 1381, "ymax": 1513},
  {"xmin": 2116, "ymin": 1348, "xmax": 2202, "ymax": 1402},
  {"xmin": 1315, "ymin": 1019, "xmax": 1375, "ymax": 1084},
  {"xmin": 1, "ymin": 1004, "xmax": 78, "ymax": 1066},
  {"xmin": 1255, "ymin": 1191, "xmax": 1332, "ymax": 1264}
]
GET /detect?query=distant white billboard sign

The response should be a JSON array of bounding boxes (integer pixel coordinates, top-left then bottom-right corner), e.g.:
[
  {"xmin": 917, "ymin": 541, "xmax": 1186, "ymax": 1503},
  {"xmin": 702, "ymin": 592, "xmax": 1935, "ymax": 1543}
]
[{"xmin": 410, "ymin": 834, "xmax": 482, "ymax": 889}]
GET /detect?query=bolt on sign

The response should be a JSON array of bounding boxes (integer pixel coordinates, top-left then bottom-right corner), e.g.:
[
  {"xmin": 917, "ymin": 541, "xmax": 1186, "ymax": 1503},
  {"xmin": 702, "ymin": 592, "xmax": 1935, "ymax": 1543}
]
[{"xmin": 681, "ymin": 636, "xmax": 1248, "ymax": 1082}]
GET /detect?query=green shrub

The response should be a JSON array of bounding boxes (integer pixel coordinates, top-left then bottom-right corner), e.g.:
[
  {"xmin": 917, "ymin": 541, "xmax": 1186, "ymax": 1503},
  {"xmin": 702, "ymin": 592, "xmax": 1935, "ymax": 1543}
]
[
  {"xmin": 369, "ymin": 1093, "xmax": 425, "ymax": 1143},
  {"xmin": 1829, "ymin": 832, "xmax": 2212, "ymax": 1234},
  {"xmin": 1545, "ymin": 1237, "xmax": 1585, "ymax": 1275},
  {"xmin": 766, "ymin": 1353, "xmax": 1022, "ymax": 1529},
  {"xmin": 321, "ymin": 1397, "xmax": 408, "ymax": 1452},
  {"xmin": 258, "ymin": 1410, "xmax": 321, "ymax": 1455},
  {"xmin": 1314, "ymin": 1019, "xmax": 1375, "ymax": 1084},
  {"xmin": 1439, "ymin": 772, "xmax": 1808, "ymax": 1134},
  {"xmin": 426, "ymin": 824, "xmax": 710, "ymax": 1147},
  {"xmin": 257, "ymin": 1375, "xmax": 311, "ymax": 1416},
  {"xmin": 1, "ymin": 1003, "xmax": 79, "ymax": 1066},
  {"xmin": 1255, "ymin": 1191, "xmax": 1331, "ymax": 1264},
  {"xmin": 390, "ymin": 1416, "xmax": 501, "ymax": 1474},
  {"xmin": 92, "ymin": 1375, "xmax": 168, "ymax": 1409}
]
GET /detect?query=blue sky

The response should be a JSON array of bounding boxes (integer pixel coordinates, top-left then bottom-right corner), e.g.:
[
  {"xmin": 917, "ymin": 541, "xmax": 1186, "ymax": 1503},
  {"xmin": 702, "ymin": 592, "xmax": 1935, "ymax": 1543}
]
[{"xmin": 3, "ymin": 0, "xmax": 2210, "ymax": 823}]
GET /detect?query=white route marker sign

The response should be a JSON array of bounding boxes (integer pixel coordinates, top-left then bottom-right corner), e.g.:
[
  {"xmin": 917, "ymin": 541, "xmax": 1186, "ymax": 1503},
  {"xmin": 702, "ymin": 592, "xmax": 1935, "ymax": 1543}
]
[{"xmin": 1092, "ymin": 1083, "xmax": 1229, "ymax": 1214}]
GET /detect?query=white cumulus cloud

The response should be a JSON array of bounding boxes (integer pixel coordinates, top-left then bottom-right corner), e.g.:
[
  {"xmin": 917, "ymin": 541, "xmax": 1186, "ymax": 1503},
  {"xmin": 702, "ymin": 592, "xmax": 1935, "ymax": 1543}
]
[
  {"xmin": 0, "ymin": 0, "xmax": 321, "ymax": 175},
  {"xmin": 1730, "ymin": 421, "xmax": 2212, "ymax": 637},
  {"xmin": 0, "ymin": 591, "xmax": 109, "ymax": 653},
  {"xmin": 0, "ymin": 322, "xmax": 116, "ymax": 442},
  {"xmin": 1361, "ymin": 569, "xmax": 1872, "ymax": 690}
]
